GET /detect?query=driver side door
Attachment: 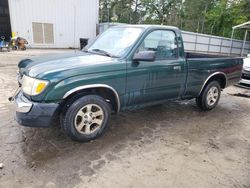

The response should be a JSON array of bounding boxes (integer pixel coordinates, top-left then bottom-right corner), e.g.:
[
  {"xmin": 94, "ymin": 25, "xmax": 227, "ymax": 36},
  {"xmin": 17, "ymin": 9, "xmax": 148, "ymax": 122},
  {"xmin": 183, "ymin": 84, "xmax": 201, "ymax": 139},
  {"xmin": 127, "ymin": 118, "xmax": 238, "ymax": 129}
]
[{"xmin": 125, "ymin": 29, "xmax": 185, "ymax": 108}]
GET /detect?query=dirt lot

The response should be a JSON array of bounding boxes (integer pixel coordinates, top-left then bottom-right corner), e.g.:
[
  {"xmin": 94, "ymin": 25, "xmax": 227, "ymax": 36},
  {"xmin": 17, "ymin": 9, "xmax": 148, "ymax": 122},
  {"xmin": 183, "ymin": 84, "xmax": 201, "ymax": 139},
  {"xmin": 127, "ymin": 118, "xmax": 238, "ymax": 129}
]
[{"xmin": 0, "ymin": 49, "xmax": 250, "ymax": 188}]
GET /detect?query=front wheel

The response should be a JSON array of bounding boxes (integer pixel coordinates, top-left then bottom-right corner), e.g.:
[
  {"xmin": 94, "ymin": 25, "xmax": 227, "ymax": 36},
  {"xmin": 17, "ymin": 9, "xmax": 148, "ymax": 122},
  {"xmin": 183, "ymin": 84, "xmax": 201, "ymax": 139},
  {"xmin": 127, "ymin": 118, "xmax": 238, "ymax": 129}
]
[
  {"xmin": 61, "ymin": 95, "xmax": 111, "ymax": 142},
  {"xmin": 196, "ymin": 81, "xmax": 221, "ymax": 111}
]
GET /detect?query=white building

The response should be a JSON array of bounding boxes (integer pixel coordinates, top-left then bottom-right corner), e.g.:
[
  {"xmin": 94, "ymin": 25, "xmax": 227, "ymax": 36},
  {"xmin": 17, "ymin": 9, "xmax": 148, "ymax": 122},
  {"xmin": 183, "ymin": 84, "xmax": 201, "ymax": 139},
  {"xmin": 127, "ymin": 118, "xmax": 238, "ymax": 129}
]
[{"xmin": 0, "ymin": 0, "xmax": 99, "ymax": 48}]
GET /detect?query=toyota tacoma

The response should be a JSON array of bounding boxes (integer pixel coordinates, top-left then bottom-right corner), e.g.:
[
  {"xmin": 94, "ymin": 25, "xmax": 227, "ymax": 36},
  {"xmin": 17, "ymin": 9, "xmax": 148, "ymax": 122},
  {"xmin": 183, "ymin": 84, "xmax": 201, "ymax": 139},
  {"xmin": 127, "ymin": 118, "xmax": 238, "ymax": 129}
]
[{"xmin": 13, "ymin": 25, "xmax": 243, "ymax": 142}]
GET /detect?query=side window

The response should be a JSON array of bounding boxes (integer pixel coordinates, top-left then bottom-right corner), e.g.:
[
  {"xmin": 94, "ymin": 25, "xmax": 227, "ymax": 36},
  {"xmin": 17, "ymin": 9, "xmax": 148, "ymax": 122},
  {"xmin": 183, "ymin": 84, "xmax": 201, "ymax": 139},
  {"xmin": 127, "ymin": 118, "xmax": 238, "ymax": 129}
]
[{"xmin": 137, "ymin": 30, "xmax": 178, "ymax": 60}]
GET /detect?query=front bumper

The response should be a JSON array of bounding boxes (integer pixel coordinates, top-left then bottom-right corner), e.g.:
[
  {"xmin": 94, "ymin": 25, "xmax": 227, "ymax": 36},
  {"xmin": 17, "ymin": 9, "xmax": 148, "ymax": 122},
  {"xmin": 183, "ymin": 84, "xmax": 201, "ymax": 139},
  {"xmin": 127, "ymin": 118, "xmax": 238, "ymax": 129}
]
[
  {"xmin": 15, "ymin": 92, "xmax": 59, "ymax": 128},
  {"xmin": 239, "ymin": 69, "xmax": 250, "ymax": 86},
  {"xmin": 239, "ymin": 78, "xmax": 250, "ymax": 85}
]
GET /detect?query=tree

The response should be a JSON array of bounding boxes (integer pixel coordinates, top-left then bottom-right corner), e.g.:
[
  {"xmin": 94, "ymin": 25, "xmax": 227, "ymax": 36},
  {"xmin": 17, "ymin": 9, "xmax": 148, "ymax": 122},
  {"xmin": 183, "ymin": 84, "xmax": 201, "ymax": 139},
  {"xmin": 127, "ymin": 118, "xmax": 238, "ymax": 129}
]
[
  {"xmin": 181, "ymin": 0, "xmax": 216, "ymax": 33},
  {"xmin": 205, "ymin": 0, "xmax": 250, "ymax": 38},
  {"xmin": 100, "ymin": 0, "xmax": 146, "ymax": 24},
  {"xmin": 144, "ymin": 0, "xmax": 182, "ymax": 26},
  {"xmin": 99, "ymin": 0, "xmax": 250, "ymax": 39}
]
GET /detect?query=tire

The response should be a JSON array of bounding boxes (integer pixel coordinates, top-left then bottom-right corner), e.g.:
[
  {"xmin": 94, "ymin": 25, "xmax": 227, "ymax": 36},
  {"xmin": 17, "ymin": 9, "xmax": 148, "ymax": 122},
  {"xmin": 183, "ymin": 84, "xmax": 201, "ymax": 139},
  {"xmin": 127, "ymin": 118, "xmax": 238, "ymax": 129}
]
[
  {"xmin": 61, "ymin": 95, "xmax": 111, "ymax": 142},
  {"xmin": 196, "ymin": 81, "xmax": 221, "ymax": 111}
]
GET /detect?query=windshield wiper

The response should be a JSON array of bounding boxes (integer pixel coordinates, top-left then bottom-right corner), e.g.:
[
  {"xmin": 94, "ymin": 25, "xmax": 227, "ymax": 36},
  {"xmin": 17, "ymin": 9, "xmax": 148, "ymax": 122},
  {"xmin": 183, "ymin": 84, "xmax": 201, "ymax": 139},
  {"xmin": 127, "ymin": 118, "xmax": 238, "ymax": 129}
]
[{"xmin": 90, "ymin": 49, "xmax": 114, "ymax": 57}]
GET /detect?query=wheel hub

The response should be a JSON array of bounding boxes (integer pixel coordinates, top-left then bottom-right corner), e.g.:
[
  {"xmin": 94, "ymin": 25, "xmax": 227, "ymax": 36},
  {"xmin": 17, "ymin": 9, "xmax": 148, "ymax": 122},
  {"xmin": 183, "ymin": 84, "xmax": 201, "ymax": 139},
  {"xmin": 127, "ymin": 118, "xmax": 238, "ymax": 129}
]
[
  {"xmin": 84, "ymin": 113, "xmax": 93, "ymax": 123},
  {"xmin": 206, "ymin": 86, "xmax": 219, "ymax": 106},
  {"xmin": 74, "ymin": 104, "xmax": 104, "ymax": 135}
]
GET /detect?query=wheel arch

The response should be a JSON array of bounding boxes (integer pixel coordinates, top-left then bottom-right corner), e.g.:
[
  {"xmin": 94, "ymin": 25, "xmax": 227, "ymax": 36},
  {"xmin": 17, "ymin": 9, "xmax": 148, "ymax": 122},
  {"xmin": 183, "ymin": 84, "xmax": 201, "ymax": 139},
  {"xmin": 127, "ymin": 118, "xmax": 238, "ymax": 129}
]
[
  {"xmin": 62, "ymin": 84, "xmax": 121, "ymax": 113},
  {"xmin": 198, "ymin": 72, "xmax": 227, "ymax": 96}
]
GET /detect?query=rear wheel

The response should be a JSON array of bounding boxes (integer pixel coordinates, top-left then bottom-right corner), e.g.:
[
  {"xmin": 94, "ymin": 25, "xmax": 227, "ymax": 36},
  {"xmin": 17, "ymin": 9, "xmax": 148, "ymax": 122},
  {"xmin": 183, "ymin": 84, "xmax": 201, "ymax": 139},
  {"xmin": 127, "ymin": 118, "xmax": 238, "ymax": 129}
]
[
  {"xmin": 61, "ymin": 95, "xmax": 111, "ymax": 142},
  {"xmin": 196, "ymin": 81, "xmax": 221, "ymax": 111}
]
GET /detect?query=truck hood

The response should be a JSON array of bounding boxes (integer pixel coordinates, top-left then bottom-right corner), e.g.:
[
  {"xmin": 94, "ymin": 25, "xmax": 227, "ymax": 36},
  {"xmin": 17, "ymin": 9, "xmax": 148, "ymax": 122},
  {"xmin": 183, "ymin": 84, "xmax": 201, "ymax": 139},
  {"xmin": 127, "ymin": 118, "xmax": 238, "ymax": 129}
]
[{"xmin": 18, "ymin": 52, "xmax": 117, "ymax": 80}]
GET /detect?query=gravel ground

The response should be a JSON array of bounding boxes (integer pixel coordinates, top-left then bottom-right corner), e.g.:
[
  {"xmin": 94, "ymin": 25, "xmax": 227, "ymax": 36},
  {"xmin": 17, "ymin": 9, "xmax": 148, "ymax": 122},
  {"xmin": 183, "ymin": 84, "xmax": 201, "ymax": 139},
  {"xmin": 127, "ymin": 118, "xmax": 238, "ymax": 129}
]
[{"xmin": 0, "ymin": 49, "xmax": 249, "ymax": 188}]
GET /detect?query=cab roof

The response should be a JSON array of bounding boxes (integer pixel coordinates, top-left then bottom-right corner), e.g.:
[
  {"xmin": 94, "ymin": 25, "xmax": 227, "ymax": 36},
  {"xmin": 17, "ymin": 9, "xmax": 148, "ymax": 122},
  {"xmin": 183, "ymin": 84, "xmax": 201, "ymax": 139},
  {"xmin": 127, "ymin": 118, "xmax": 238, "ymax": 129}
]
[{"xmin": 113, "ymin": 24, "xmax": 180, "ymax": 31}]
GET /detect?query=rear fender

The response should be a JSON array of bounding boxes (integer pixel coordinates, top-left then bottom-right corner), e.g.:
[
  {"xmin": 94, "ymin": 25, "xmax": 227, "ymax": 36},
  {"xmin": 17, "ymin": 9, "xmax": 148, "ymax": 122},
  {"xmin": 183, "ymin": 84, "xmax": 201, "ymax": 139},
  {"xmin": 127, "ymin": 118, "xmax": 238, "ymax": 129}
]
[{"xmin": 198, "ymin": 72, "xmax": 227, "ymax": 95}]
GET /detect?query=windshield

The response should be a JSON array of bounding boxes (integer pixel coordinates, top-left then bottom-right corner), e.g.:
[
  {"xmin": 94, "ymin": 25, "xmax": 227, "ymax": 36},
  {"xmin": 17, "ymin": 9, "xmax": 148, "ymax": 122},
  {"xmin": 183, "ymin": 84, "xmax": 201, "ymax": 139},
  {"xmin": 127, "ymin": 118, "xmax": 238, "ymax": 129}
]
[{"xmin": 87, "ymin": 27, "xmax": 144, "ymax": 57}]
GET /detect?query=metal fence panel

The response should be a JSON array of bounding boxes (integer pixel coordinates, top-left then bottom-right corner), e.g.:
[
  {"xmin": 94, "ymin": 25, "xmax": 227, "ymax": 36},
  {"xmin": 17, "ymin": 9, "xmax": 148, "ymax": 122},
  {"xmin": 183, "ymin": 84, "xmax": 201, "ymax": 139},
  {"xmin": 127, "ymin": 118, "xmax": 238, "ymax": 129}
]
[{"xmin": 182, "ymin": 31, "xmax": 250, "ymax": 56}]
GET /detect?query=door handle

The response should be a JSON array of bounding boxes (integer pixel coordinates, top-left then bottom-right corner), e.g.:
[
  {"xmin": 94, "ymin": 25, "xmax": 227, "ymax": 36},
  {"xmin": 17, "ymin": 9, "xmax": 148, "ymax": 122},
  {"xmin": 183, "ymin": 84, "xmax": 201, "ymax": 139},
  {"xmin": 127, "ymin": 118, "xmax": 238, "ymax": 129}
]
[
  {"xmin": 132, "ymin": 61, "xmax": 140, "ymax": 67},
  {"xmin": 173, "ymin": 66, "xmax": 181, "ymax": 71}
]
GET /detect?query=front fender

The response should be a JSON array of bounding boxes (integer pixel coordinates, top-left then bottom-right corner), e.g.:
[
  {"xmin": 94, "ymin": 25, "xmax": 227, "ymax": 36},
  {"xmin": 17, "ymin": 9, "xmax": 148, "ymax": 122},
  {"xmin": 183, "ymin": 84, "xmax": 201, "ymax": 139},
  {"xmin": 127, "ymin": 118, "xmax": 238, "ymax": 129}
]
[{"xmin": 43, "ymin": 70, "xmax": 126, "ymax": 103}]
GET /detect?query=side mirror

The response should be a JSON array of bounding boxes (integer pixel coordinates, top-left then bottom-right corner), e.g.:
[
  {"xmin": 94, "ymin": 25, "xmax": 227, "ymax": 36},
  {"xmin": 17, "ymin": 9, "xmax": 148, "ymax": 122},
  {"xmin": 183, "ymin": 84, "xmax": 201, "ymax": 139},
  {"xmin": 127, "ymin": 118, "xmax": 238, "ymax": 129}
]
[{"xmin": 133, "ymin": 51, "xmax": 156, "ymax": 62}]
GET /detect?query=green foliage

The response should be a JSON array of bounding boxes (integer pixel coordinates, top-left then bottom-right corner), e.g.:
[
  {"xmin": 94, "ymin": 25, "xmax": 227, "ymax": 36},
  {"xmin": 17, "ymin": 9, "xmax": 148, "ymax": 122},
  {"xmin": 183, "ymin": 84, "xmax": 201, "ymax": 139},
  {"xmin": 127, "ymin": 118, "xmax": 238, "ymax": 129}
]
[
  {"xmin": 99, "ymin": 0, "xmax": 250, "ymax": 39},
  {"xmin": 205, "ymin": 0, "xmax": 250, "ymax": 38}
]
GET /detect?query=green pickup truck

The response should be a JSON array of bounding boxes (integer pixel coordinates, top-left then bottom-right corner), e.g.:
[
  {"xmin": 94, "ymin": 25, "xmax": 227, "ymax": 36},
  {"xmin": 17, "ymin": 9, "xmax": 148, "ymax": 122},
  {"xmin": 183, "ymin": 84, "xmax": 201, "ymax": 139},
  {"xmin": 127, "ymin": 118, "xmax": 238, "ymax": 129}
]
[{"xmin": 14, "ymin": 25, "xmax": 243, "ymax": 142}]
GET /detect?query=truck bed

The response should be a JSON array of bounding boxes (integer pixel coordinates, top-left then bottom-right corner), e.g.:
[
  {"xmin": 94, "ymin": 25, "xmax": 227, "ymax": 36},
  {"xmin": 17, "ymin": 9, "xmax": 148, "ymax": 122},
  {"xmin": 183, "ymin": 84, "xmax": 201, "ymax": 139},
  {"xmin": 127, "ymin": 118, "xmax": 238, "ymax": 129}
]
[
  {"xmin": 184, "ymin": 52, "xmax": 243, "ymax": 97},
  {"xmin": 186, "ymin": 52, "xmax": 228, "ymax": 59}
]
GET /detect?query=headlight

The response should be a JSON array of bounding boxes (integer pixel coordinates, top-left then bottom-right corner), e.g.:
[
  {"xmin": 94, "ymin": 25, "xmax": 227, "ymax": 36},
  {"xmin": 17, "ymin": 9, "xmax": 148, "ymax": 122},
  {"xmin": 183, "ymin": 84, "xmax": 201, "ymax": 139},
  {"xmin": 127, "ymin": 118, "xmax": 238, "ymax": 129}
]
[{"xmin": 22, "ymin": 75, "xmax": 49, "ymax": 96}]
